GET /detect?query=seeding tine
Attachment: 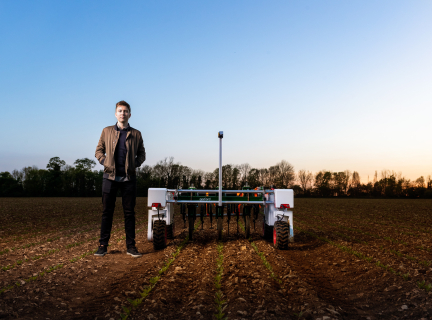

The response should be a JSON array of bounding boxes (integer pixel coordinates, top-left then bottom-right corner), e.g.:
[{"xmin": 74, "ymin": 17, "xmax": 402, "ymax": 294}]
[
  {"xmin": 226, "ymin": 204, "xmax": 231, "ymax": 236},
  {"xmin": 209, "ymin": 204, "xmax": 213, "ymax": 229},
  {"xmin": 253, "ymin": 204, "xmax": 259, "ymax": 230},
  {"xmin": 235, "ymin": 204, "xmax": 240, "ymax": 234},
  {"xmin": 200, "ymin": 204, "xmax": 205, "ymax": 230},
  {"xmin": 181, "ymin": 204, "xmax": 186, "ymax": 228}
]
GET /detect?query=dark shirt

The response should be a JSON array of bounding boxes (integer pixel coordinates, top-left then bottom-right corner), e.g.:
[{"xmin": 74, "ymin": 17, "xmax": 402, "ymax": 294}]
[{"xmin": 114, "ymin": 123, "xmax": 129, "ymax": 177}]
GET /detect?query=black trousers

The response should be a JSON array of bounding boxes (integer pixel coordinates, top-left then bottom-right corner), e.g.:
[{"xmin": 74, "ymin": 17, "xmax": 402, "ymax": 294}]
[{"xmin": 99, "ymin": 178, "xmax": 136, "ymax": 248}]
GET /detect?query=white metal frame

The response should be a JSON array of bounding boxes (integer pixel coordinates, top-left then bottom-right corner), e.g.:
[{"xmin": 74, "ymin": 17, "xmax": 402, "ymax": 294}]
[
  {"xmin": 147, "ymin": 188, "xmax": 174, "ymax": 241},
  {"xmin": 146, "ymin": 131, "xmax": 294, "ymax": 242}
]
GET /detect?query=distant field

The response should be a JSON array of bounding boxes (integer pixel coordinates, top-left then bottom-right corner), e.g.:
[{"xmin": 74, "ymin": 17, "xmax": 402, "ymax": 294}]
[{"xmin": 0, "ymin": 198, "xmax": 431, "ymax": 319}]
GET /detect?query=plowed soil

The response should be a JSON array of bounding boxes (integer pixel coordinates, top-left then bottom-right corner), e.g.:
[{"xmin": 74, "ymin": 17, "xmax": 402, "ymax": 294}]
[{"xmin": 0, "ymin": 198, "xmax": 431, "ymax": 320}]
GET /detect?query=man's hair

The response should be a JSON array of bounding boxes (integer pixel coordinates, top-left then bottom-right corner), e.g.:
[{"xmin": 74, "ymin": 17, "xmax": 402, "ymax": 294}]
[{"xmin": 116, "ymin": 100, "xmax": 131, "ymax": 112}]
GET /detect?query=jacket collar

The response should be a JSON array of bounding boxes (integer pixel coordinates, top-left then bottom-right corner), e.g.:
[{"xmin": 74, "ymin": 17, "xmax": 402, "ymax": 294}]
[{"xmin": 114, "ymin": 123, "xmax": 131, "ymax": 132}]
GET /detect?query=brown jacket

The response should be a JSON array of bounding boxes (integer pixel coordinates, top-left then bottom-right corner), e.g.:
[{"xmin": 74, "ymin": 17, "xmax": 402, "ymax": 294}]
[{"xmin": 95, "ymin": 124, "xmax": 146, "ymax": 180}]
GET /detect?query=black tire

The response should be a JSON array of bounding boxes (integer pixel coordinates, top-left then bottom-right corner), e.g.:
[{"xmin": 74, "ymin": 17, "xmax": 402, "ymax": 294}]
[
  {"xmin": 188, "ymin": 215, "xmax": 194, "ymax": 240},
  {"xmin": 217, "ymin": 217, "xmax": 223, "ymax": 241},
  {"xmin": 245, "ymin": 215, "xmax": 250, "ymax": 239},
  {"xmin": 153, "ymin": 220, "xmax": 167, "ymax": 250},
  {"xmin": 167, "ymin": 223, "xmax": 175, "ymax": 239},
  {"xmin": 273, "ymin": 221, "xmax": 289, "ymax": 250}
]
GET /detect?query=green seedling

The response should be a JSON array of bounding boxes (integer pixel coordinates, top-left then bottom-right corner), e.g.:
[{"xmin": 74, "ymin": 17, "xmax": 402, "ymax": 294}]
[
  {"xmin": 417, "ymin": 280, "xmax": 432, "ymax": 292},
  {"xmin": 214, "ymin": 242, "xmax": 227, "ymax": 320},
  {"xmin": 238, "ymin": 220, "xmax": 283, "ymax": 286},
  {"xmin": 120, "ymin": 221, "xmax": 200, "ymax": 320}
]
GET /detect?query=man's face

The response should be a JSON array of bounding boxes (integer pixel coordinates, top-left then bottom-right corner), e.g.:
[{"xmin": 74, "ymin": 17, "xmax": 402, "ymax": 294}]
[{"xmin": 115, "ymin": 105, "xmax": 131, "ymax": 123}]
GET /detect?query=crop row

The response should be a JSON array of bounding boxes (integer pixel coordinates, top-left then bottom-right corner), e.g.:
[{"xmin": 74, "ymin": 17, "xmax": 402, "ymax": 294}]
[
  {"xmin": 0, "ymin": 217, "xmax": 146, "ymax": 271},
  {"xmin": 0, "ymin": 223, "xmax": 147, "ymax": 295},
  {"xmin": 214, "ymin": 242, "xmax": 227, "ymax": 320},
  {"xmin": 296, "ymin": 211, "xmax": 432, "ymax": 255},
  {"xmin": 120, "ymin": 221, "xmax": 200, "ymax": 319},
  {"xmin": 296, "ymin": 216, "xmax": 431, "ymax": 270},
  {"xmin": 1, "ymin": 215, "xmax": 126, "ymax": 255},
  {"xmin": 295, "ymin": 221, "xmax": 432, "ymax": 293},
  {"xmin": 1, "ymin": 212, "xmax": 105, "ymax": 242},
  {"xmin": 238, "ymin": 220, "xmax": 283, "ymax": 287},
  {"xmin": 298, "ymin": 207, "xmax": 432, "ymax": 240}
]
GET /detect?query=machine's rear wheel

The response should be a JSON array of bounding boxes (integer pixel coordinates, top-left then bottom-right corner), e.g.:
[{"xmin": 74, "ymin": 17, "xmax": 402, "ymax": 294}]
[
  {"xmin": 245, "ymin": 215, "xmax": 251, "ymax": 239},
  {"xmin": 188, "ymin": 215, "xmax": 194, "ymax": 240},
  {"xmin": 167, "ymin": 223, "xmax": 175, "ymax": 239},
  {"xmin": 217, "ymin": 217, "xmax": 223, "ymax": 240},
  {"xmin": 273, "ymin": 221, "xmax": 289, "ymax": 250},
  {"xmin": 153, "ymin": 220, "xmax": 167, "ymax": 250}
]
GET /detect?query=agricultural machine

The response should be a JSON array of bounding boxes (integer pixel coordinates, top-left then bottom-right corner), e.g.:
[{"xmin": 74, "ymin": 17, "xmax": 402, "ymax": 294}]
[{"xmin": 147, "ymin": 132, "xmax": 294, "ymax": 250}]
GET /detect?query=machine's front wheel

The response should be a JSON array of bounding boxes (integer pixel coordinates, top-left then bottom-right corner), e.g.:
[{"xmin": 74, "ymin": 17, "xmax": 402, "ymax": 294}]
[
  {"xmin": 245, "ymin": 215, "xmax": 251, "ymax": 239},
  {"xmin": 273, "ymin": 221, "xmax": 289, "ymax": 250},
  {"xmin": 217, "ymin": 217, "xmax": 223, "ymax": 240},
  {"xmin": 188, "ymin": 215, "xmax": 194, "ymax": 240},
  {"xmin": 153, "ymin": 220, "xmax": 167, "ymax": 250}
]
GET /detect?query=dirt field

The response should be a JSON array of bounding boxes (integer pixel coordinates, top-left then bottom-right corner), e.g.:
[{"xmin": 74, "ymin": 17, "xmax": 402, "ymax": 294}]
[{"xmin": 0, "ymin": 198, "xmax": 431, "ymax": 320}]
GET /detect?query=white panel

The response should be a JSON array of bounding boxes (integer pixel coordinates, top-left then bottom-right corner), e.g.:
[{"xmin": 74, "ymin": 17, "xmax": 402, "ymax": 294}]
[
  {"xmin": 147, "ymin": 188, "xmax": 167, "ymax": 207},
  {"xmin": 274, "ymin": 189, "xmax": 294, "ymax": 208}
]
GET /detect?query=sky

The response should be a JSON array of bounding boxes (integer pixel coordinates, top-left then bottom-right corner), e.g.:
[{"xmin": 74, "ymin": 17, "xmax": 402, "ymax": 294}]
[{"xmin": 1, "ymin": 0, "xmax": 431, "ymax": 182}]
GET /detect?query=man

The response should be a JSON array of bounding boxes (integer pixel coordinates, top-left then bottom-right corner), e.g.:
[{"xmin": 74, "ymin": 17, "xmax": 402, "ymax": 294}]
[{"xmin": 94, "ymin": 100, "xmax": 146, "ymax": 258}]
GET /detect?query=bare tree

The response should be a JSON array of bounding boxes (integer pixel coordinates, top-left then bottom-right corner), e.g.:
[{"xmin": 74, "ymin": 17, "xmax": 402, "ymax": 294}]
[
  {"xmin": 11, "ymin": 169, "xmax": 24, "ymax": 181},
  {"xmin": 277, "ymin": 160, "xmax": 295, "ymax": 188},
  {"xmin": 259, "ymin": 168, "xmax": 270, "ymax": 187},
  {"xmin": 342, "ymin": 170, "xmax": 351, "ymax": 195},
  {"xmin": 352, "ymin": 171, "xmax": 361, "ymax": 187},
  {"xmin": 297, "ymin": 169, "xmax": 313, "ymax": 194},
  {"xmin": 239, "ymin": 163, "xmax": 251, "ymax": 187},
  {"xmin": 415, "ymin": 176, "xmax": 425, "ymax": 188}
]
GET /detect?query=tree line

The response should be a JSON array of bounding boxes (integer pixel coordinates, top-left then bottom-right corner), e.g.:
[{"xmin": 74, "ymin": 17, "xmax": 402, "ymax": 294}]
[{"xmin": 0, "ymin": 156, "xmax": 431, "ymax": 198}]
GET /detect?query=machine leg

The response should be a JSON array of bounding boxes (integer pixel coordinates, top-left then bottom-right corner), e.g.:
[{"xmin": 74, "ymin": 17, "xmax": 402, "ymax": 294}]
[
  {"xmin": 245, "ymin": 216, "xmax": 250, "ymax": 239},
  {"xmin": 181, "ymin": 204, "xmax": 186, "ymax": 229},
  {"xmin": 209, "ymin": 204, "xmax": 213, "ymax": 229},
  {"xmin": 244, "ymin": 205, "xmax": 251, "ymax": 239},
  {"xmin": 187, "ymin": 204, "xmax": 196, "ymax": 240},
  {"xmin": 167, "ymin": 222, "xmax": 175, "ymax": 239},
  {"xmin": 200, "ymin": 204, "xmax": 205, "ymax": 230},
  {"xmin": 235, "ymin": 205, "xmax": 240, "ymax": 234},
  {"xmin": 216, "ymin": 205, "xmax": 224, "ymax": 241},
  {"xmin": 253, "ymin": 204, "xmax": 259, "ymax": 230},
  {"xmin": 226, "ymin": 204, "xmax": 232, "ymax": 236},
  {"xmin": 217, "ymin": 217, "xmax": 223, "ymax": 240}
]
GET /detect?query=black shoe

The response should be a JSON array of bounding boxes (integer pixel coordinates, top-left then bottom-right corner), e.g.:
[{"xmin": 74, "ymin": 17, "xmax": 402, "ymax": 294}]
[
  {"xmin": 94, "ymin": 245, "xmax": 107, "ymax": 257},
  {"xmin": 127, "ymin": 247, "xmax": 142, "ymax": 258}
]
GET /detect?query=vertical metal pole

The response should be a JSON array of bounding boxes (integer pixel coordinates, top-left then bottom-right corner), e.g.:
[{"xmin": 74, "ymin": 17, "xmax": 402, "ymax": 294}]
[{"xmin": 218, "ymin": 131, "xmax": 223, "ymax": 206}]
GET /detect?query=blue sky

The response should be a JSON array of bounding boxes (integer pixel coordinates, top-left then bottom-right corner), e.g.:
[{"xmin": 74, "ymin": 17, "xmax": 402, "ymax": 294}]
[{"xmin": 1, "ymin": 0, "xmax": 431, "ymax": 182}]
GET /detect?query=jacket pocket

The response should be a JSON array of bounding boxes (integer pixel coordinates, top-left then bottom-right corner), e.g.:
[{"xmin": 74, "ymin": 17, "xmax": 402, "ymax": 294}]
[{"xmin": 104, "ymin": 165, "xmax": 115, "ymax": 174}]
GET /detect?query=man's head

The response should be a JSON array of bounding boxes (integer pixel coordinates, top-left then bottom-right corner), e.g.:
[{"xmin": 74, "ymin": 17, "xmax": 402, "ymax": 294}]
[{"xmin": 115, "ymin": 100, "xmax": 131, "ymax": 125}]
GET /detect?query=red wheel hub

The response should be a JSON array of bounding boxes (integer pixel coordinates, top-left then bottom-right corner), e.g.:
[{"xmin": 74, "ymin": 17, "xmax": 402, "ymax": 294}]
[{"xmin": 273, "ymin": 227, "xmax": 277, "ymax": 246}]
